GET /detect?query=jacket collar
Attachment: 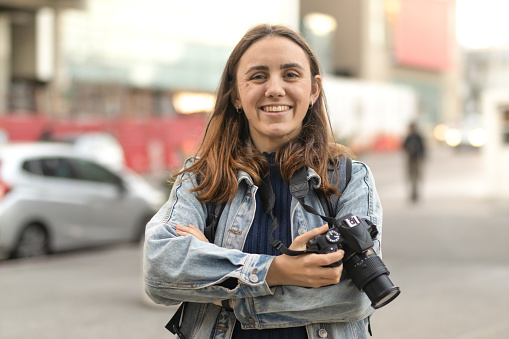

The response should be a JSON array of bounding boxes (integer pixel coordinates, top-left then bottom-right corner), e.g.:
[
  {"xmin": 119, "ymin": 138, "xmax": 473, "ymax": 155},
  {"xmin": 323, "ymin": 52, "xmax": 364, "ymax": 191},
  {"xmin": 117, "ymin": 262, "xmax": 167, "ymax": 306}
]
[{"xmin": 237, "ymin": 167, "xmax": 321, "ymax": 188}]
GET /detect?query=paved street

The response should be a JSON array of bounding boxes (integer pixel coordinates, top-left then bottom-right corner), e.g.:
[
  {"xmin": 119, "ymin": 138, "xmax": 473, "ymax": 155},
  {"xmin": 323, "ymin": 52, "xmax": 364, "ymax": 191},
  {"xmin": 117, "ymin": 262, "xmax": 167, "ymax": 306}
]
[
  {"xmin": 360, "ymin": 146, "xmax": 509, "ymax": 339},
  {"xmin": 1, "ymin": 145, "xmax": 508, "ymax": 339}
]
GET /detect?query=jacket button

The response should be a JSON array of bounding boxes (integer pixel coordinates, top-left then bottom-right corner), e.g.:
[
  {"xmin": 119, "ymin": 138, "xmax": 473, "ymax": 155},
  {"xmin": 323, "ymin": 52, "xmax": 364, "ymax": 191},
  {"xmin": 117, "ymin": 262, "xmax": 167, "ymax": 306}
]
[
  {"xmin": 246, "ymin": 314, "xmax": 255, "ymax": 325},
  {"xmin": 298, "ymin": 228, "xmax": 307, "ymax": 235},
  {"xmin": 249, "ymin": 274, "xmax": 259, "ymax": 283},
  {"xmin": 318, "ymin": 328, "xmax": 328, "ymax": 338}
]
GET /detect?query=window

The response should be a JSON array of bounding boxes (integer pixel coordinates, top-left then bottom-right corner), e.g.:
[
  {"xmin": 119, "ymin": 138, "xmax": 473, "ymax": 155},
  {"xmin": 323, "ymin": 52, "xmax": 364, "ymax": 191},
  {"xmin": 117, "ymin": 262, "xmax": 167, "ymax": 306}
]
[
  {"xmin": 22, "ymin": 160, "xmax": 44, "ymax": 175},
  {"xmin": 23, "ymin": 156, "xmax": 122, "ymax": 185},
  {"xmin": 39, "ymin": 158, "xmax": 76, "ymax": 179},
  {"xmin": 68, "ymin": 158, "xmax": 122, "ymax": 185}
]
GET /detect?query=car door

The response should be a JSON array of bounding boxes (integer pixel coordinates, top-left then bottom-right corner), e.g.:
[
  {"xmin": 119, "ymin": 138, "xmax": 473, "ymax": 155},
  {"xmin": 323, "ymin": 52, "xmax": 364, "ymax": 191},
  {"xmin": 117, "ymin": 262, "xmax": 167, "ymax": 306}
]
[
  {"xmin": 28, "ymin": 157, "xmax": 98, "ymax": 248},
  {"xmin": 67, "ymin": 158, "xmax": 143, "ymax": 242}
]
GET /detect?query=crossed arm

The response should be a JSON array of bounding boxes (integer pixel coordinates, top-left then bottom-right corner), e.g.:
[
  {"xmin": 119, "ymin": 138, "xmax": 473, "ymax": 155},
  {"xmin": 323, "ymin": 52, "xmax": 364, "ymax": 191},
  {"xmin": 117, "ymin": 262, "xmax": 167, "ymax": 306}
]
[{"xmin": 175, "ymin": 223, "xmax": 345, "ymax": 308}]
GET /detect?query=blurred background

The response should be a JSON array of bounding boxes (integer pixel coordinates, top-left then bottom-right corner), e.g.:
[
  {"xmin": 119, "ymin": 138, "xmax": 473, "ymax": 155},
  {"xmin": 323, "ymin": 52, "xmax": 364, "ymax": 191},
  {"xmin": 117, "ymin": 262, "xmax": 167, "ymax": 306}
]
[{"xmin": 0, "ymin": 0, "xmax": 508, "ymax": 338}]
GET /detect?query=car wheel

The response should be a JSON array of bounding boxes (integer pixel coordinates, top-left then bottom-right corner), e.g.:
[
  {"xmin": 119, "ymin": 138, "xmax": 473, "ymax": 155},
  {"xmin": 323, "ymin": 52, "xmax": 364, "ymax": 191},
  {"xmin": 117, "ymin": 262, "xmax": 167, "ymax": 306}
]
[{"xmin": 12, "ymin": 224, "xmax": 50, "ymax": 258}]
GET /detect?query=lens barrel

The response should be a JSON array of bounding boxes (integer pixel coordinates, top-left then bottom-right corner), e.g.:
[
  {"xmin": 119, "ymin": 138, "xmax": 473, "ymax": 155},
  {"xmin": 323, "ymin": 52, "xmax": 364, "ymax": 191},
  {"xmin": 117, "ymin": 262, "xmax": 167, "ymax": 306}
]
[
  {"xmin": 343, "ymin": 249, "xmax": 400, "ymax": 309},
  {"xmin": 363, "ymin": 275, "xmax": 401, "ymax": 309}
]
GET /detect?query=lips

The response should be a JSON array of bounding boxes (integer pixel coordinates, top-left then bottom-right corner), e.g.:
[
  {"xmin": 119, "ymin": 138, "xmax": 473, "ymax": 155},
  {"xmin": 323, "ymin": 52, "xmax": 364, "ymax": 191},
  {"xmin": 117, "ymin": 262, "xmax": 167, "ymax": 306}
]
[{"xmin": 260, "ymin": 105, "xmax": 292, "ymax": 112}]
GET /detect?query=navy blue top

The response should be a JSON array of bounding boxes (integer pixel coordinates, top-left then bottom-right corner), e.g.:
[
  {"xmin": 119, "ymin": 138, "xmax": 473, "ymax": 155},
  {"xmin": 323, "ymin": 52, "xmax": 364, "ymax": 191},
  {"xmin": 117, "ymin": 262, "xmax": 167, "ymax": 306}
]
[{"xmin": 231, "ymin": 153, "xmax": 308, "ymax": 339}]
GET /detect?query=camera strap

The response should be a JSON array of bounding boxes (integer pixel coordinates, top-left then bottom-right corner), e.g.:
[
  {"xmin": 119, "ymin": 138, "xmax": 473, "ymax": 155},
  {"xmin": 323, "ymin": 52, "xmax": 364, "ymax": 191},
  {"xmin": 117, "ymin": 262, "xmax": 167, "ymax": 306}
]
[
  {"xmin": 260, "ymin": 167, "xmax": 338, "ymax": 256},
  {"xmin": 289, "ymin": 166, "xmax": 339, "ymax": 228}
]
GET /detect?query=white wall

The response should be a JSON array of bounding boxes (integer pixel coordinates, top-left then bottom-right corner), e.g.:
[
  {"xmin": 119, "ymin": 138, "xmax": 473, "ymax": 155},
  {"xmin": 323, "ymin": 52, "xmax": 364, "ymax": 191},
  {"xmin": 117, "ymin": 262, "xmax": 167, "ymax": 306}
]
[
  {"xmin": 482, "ymin": 88, "xmax": 509, "ymax": 199},
  {"xmin": 322, "ymin": 76, "xmax": 417, "ymax": 149}
]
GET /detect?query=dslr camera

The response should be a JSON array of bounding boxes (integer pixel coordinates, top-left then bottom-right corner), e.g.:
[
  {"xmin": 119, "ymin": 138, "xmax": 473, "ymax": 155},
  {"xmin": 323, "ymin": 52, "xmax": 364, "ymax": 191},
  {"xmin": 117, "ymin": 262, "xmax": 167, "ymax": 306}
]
[{"xmin": 307, "ymin": 213, "xmax": 400, "ymax": 309}]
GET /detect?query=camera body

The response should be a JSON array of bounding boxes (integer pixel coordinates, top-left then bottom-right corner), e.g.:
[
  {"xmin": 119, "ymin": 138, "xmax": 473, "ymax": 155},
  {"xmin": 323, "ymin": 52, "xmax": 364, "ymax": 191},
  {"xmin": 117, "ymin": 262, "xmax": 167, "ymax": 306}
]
[{"xmin": 307, "ymin": 214, "xmax": 400, "ymax": 309}]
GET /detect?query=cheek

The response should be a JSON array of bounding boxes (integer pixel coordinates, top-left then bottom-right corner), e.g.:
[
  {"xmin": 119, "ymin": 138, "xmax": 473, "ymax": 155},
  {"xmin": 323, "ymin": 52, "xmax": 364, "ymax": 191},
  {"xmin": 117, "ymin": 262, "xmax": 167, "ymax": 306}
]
[{"xmin": 238, "ymin": 83, "xmax": 256, "ymax": 100}]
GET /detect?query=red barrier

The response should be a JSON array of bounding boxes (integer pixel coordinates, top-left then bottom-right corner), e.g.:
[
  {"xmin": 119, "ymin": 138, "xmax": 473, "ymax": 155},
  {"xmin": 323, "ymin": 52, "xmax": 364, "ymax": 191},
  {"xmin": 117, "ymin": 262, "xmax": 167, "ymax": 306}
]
[
  {"xmin": 0, "ymin": 115, "xmax": 51, "ymax": 141},
  {"xmin": 0, "ymin": 114, "xmax": 208, "ymax": 173}
]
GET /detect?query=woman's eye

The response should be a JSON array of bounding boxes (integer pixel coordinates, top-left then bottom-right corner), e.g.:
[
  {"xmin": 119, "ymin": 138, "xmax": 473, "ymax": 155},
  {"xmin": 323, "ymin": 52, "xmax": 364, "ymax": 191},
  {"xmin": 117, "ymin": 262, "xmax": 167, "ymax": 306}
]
[
  {"xmin": 250, "ymin": 74, "xmax": 266, "ymax": 80},
  {"xmin": 285, "ymin": 72, "xmax": 300, "ymax": 79}
]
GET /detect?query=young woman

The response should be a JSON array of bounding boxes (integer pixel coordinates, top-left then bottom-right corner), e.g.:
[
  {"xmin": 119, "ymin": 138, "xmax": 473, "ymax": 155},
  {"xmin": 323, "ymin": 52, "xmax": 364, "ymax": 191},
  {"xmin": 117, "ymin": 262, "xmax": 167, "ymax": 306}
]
[{"xmin": 144, "ymin": 24, "xmax": 383, "ymax": 339}]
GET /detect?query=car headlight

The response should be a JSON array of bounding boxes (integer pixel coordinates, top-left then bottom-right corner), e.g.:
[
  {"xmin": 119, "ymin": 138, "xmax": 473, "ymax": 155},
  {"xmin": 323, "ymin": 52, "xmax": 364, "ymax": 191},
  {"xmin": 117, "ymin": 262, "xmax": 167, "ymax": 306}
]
[
  {"xmin": 445, "ymin": 128, "xmax": 462, "ymax": 147},
  {"xmin": 468, "ymin": 128, "xmax": 487, "ymax": 147},
  {"xmin": 433, "ymin": 124, "xmax": 448, "ymax": 142}
]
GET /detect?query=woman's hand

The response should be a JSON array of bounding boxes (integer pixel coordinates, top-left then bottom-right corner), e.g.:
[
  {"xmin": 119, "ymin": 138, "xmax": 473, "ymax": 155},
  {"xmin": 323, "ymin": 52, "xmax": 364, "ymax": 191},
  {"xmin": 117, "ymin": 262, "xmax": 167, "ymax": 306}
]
[
  {"xmin": 266, "ymin": 225, "xmax": 344, "ymax": 288},
  {"xmin": 175, "ymin": 224, "xmax": 209, "ymax": 242}
]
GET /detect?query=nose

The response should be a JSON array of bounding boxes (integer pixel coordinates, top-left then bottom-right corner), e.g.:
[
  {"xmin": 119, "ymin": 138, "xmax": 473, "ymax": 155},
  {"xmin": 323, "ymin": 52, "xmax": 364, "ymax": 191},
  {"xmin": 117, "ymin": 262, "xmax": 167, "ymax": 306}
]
[{"xmin": 265, "ymin": 77, "xmax": 285, "ymax": 97}]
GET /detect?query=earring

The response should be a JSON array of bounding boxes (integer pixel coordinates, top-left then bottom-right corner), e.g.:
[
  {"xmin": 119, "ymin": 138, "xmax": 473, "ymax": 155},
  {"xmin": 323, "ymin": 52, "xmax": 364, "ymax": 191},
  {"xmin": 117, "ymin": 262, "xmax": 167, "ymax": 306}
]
[
  {"xmin": 308, "ymin": 100, "xmax": 313, "ymax": 110},
  {"xmin": 236, "ymin": 107, "xmax": 243, "ymax": 113}
]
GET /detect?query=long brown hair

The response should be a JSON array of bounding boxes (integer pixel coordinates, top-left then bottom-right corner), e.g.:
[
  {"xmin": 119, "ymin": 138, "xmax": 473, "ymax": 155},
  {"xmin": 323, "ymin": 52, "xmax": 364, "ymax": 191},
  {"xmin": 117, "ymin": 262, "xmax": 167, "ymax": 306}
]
[{"xmin": 179, "ymin": 24, "xmax": 353, "ymax": 203}]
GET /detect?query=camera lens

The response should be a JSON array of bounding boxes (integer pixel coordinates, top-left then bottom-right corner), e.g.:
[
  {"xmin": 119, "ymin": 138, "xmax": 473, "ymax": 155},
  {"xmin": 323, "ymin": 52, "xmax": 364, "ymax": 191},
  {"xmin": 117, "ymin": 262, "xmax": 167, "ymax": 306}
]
[
  {"xmin": 363, "ymin": 275, "xmax": 401, "ymax": 309},
  {"xmin": 343, "ymin": 249, "xmax": 400, "ymax": 309}
]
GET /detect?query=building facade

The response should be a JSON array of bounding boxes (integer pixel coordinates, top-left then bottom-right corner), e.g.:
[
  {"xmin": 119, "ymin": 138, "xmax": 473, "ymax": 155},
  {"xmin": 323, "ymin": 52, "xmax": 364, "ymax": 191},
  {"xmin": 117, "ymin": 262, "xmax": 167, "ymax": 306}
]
[
  {"xmin": 0, "ymin": 0, "xmax": 298, "ymax": 118},
  {"xmin": 1, "ymin": 0, "xmax": 470, "ymax": 171},
  {"xmin": 300, "ymin": 0, "xmax": 461, "ymax": 133}
]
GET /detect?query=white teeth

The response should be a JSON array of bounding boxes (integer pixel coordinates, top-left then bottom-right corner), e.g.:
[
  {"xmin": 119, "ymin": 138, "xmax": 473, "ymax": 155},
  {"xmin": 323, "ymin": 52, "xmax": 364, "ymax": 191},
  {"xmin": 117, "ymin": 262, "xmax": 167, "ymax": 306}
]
[{"xmin": 262, "ymin": 105, "xmax": 290, "ymax": 112}]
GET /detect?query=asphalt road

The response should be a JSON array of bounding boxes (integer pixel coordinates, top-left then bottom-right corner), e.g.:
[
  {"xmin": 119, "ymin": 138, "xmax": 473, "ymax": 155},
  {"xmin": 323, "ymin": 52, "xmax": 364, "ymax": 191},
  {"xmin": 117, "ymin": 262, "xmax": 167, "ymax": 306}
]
[
  {"xmin": 360, "ymin": 147, "xmax": 509, "ymax": 338},
  {"xmin": 1, "ymin": 145, "xmax": 508, "ymax": 339}
]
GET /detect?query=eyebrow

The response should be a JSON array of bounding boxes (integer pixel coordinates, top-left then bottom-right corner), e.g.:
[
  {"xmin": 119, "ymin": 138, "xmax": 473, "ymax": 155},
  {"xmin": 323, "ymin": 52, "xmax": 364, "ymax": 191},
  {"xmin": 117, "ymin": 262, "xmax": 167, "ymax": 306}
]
[
  {"xmin": 244, "ymin": 63, "xmax": 305, "ymax": 75},
  {"xmin": 245, "ymin": 65, "xmax": 269, "ymax": 74},
  {"xmin": 281, "ymin": 63, "xmax": 305, "ymax": 70}
]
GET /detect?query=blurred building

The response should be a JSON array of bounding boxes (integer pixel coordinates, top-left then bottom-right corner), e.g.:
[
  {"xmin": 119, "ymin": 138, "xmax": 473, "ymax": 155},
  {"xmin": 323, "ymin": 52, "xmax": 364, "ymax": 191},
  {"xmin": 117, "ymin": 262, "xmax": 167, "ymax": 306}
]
[
  {"xmin": 0, "ymin": 0, "xmax": 462, "ymax": 122},
  {"xmin": 0, "ymin": 0, "xmax": 298, "ymax": 118},
  {"xmin": 0, "ymin": 0, "xmax": 85, "ymax": 115},
  {"xmin": 0, "ymin": 0, "xmax": 470, "ymax": 170},
  {"xmin": 463, "ymin": 48, "xmax": 509, "ymax": 115},
  {"xmin": 300, "ymin": 0, "xmax": 461, "ymax": 133},
  {"xmin": 0, "ymin": 0, "xmax": 299, "ymax": 172}
]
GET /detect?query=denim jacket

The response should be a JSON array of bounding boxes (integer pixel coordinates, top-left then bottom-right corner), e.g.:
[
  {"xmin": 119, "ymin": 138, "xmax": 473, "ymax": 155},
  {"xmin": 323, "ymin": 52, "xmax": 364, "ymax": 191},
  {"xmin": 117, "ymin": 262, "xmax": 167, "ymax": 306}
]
[{"xmin": 144, "ymin": 159, "xmax": 383, "ymax": 339}]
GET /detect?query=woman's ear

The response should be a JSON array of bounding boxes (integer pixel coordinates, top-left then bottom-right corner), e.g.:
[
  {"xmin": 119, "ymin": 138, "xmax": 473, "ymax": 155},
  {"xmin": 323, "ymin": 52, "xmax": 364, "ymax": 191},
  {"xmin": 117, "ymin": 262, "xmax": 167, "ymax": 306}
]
[
  {"xmin": 231, "ymin": 90, "xmax": 241, "ymax": 109},
  {"xmin": 311, "ymin": 75, "xmax": 322, "ymax": 103}
]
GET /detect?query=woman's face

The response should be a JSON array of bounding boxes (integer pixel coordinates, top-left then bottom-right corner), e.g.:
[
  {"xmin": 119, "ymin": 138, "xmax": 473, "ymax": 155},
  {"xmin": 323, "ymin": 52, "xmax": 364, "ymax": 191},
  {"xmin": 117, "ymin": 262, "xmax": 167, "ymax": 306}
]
[{"xmin": 233, "ymin": 36, "xmax": 321, "ymax": 153}]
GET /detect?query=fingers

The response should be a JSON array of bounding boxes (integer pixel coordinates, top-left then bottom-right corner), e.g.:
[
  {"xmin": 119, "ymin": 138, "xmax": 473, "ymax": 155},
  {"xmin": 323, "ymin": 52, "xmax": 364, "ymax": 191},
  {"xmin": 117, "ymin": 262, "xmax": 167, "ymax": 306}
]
[
  {"xmin": 289, "ymin": 224, "xmax": 329, "ymax": 251},
  {"xmin": 313, "ymin": 265, "xmax": 343, "ymax": 286},
  {"xmin": 312, "ymin": 249, "xmax": 345, "ymax": 267},
  {"xmin": 267, "ymin": 249, "xmax": 345, "ymax": 288},
  {"xmin": 303, "ymin": 251, "xmax": 345, "ymax": 286},
  {"xmin": 175, "ymin": 224, "xmax": 210, "ymax": 242}
]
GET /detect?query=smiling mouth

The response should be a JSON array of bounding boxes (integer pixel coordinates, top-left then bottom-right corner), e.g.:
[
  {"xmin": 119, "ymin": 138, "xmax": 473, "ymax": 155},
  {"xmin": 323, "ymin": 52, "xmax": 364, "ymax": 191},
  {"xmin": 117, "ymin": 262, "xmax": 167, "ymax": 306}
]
[{"xmin": 260, "ymin": 105, "xmax": 292, "ymax": 112}]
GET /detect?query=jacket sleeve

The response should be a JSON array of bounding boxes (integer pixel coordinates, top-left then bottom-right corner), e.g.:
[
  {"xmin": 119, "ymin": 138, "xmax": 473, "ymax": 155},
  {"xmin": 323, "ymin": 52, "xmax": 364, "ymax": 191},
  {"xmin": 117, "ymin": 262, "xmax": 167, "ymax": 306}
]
[
  {"xmin": 143, "ymin": 160, "xmax": 275, "ymax": 306},
  {"xmin": 232, "ymin": 161, "xmax": 382, "ymax": 328}
]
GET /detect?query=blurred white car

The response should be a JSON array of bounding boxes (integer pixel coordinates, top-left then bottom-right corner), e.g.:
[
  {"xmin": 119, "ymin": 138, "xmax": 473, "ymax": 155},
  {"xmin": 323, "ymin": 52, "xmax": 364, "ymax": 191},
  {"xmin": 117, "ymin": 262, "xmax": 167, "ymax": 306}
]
[
  {"xmin": 52, "ymin": 132, "xmax": 126, "ymax": 171},
  {"xmin": 0, "ymin": 142, "xmax": 166, "ymax": 259}
]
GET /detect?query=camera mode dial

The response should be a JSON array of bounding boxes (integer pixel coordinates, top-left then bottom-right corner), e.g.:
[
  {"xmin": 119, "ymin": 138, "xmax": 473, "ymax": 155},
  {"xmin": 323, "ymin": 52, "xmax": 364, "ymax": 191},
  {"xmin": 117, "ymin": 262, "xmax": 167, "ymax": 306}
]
[{"xmin": 325, "ymin": 229, "xmax": 340, "ymax": 243}]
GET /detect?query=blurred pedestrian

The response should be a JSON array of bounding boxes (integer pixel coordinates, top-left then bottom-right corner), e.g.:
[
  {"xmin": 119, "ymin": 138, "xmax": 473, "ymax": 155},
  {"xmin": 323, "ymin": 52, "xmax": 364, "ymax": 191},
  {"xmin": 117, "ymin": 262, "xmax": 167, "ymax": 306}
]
[
  {"xmin": 39, "ymin": 127, "xmax": 53, "ymax": 141},
  {"xmin": 144, "ymin": 24, "xmax": 383, "ymax": 339},
  {"xmin": 403, "ymin": 122, "xmax": 426, "ymax": 202}
]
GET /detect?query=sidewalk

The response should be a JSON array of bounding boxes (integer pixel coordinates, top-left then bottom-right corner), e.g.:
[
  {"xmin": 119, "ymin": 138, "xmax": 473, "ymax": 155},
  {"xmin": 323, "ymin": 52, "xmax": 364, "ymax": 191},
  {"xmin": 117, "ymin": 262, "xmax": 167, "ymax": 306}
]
[{"xmin": 359, "ymin": 146, "xmax": 509, "ymax": 338}]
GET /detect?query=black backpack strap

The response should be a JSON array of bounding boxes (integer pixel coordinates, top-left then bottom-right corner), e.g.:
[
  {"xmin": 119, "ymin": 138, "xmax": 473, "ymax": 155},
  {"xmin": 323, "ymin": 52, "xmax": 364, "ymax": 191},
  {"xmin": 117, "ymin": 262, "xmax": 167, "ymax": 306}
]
[
  {"xmin": 165, "ymin": 303, "xmax": 187, "ymax": 338},
  {"xmin": 203, "ymin": 202, "xmax": 226, "ymax": 243}
]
